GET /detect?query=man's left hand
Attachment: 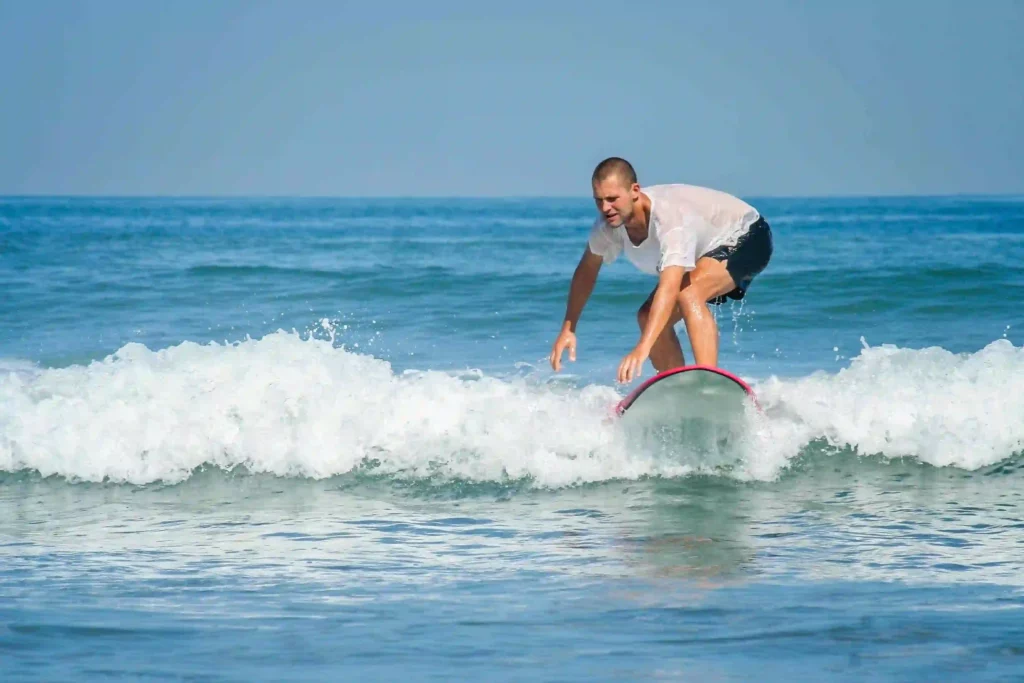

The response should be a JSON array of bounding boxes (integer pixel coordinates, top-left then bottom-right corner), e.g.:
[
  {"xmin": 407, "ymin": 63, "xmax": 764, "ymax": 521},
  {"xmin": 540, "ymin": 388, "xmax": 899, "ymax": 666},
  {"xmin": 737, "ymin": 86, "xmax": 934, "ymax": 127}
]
[{"xmin": 617, "ymin": 346, "xmax": 650, "ymax": 384}]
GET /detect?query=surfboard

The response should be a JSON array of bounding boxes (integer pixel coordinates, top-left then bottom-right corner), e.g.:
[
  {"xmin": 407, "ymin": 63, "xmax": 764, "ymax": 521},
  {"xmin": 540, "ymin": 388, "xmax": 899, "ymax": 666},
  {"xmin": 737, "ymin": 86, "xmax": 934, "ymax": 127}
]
[
  {"xmin": 614, "ymin": 365, "xmax": 758, "ymax": 457},
  {"xmin": 616, "ymin": 365, "xmax": 757, "ymax": 419}
]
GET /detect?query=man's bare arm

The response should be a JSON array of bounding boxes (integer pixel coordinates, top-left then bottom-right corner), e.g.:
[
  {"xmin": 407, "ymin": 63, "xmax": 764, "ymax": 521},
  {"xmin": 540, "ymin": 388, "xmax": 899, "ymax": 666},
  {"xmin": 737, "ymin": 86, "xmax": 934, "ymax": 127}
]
[
  {"xmin": 561, "ymin": 247, "xmax": 604, "ymax": 333},
  {"xmin": 550, "ymin": 247, "xmax": 603, "ymax": 371},
  {"xmin": 636, "ymin": 265, "xmax": 684, "ymax": 352}
]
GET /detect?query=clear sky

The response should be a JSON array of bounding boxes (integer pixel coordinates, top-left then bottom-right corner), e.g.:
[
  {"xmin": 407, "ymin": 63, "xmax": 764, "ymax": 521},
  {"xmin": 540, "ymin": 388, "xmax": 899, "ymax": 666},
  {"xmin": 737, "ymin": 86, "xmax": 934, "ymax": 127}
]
[{"xmin": 2, "ymin": 0, "xmax": 1022, "ymax": 197}]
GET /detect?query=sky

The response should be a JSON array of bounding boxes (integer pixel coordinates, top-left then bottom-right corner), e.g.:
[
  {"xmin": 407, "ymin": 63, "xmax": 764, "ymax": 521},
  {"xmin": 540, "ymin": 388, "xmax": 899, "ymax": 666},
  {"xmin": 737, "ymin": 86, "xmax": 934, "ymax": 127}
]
[{"xmin": 1, "ymin": 0, "xmax": 1022, "ymax": 197}]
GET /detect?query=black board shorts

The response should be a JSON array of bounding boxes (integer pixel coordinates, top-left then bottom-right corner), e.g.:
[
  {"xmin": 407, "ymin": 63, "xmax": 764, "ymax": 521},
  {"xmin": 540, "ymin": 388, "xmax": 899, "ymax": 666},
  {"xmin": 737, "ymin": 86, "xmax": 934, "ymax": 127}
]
[{"xmin": 703, "ymin": 216, "xmax": 773, "ymax": 305}]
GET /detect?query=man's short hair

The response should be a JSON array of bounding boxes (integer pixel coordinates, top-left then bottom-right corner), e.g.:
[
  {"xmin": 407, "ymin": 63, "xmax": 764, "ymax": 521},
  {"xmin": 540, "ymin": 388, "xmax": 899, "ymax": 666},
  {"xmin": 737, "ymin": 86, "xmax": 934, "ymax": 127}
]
[{"xmin": 592, "ymin": 157, "xmax": 638, "ymax": 186}]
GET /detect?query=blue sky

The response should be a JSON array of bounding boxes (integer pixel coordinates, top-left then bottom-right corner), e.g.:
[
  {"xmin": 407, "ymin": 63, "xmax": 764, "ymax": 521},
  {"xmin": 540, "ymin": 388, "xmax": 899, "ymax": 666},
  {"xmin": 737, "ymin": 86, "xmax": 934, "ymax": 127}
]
[{"xmin": 1, "ymin": 0, "xmax": 1022, "ymax": 197}]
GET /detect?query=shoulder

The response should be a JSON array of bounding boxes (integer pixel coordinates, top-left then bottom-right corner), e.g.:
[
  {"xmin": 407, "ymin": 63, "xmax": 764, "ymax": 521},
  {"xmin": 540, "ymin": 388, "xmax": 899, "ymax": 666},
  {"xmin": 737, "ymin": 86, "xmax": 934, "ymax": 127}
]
[
  {"xmin": 589, "ymin": 216, "xmax": 616, "ymax": 235},
  {"xmin": 649, "ymin": 182, "xmax": 755, "ymax": 214},
  {"xmin": 587, "ymin": 217, "xmax": 622, "ymax": 260},
  {"xmin": 645, "ymin": 184, "xmax": 697, "ymax": 210},
  {"xmin": 646, "ymin": 185, "xmax": 697, "ymax": 226},
  {"xmin": 588, "ymin": 216, "xmax": 619, "ymax": 244},
  {"xmin": 643, "ymin": 183, "xmax": 689, "ymax": 196}
]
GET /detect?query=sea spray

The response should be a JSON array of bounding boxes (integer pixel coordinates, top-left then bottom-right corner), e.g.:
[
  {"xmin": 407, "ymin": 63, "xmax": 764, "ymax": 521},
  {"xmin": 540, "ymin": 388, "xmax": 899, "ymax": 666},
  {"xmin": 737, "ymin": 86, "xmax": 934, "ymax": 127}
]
[{"xmin": 2, "ymin": 332, "xmax": 1022, "ymax": 485}]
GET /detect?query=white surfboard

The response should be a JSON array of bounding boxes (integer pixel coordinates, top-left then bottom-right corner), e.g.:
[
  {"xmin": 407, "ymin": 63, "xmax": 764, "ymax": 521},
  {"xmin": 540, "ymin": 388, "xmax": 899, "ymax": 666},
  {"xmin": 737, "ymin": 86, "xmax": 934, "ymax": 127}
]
[
  {"xmin": 615, "ymin": 365, "xmax": 758, "ymax": 460},
  {"xmin": 616, "ymin": 365, "xmax": 757, "ymax": 419}
]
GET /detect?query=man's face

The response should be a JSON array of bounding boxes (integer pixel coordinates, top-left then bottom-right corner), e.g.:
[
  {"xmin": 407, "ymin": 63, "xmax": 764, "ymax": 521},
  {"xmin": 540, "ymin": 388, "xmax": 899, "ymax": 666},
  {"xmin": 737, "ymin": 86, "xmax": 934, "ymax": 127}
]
[{"xmin": 592, "ymin": 175, "xmax": 638, "ymax": 228}]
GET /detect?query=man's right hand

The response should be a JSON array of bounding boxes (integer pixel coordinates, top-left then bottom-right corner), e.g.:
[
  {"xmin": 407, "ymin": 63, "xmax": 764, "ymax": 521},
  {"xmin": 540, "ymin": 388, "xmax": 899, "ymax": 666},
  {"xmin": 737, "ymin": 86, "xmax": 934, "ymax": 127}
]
[
  {"xmin": 549, "ymin": 329, "xmax": 577, "ymax": 372},
  {"xmin": 550, "ymin": 247, "xmax": 602, "ymax": 372}
]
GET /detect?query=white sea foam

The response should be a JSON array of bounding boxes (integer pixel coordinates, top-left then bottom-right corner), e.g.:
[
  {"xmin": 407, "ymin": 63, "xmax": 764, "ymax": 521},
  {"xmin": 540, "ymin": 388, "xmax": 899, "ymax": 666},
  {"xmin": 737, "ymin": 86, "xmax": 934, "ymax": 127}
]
[
  {"xmin": 1, "ymin": 333, "xmax": 1022, "ymax": 486},
  {"xmin": 0, "ymin": 332, "xmax": 634, "ymax": 485},
  {"xmin": 748, "ymin": 337, "xmax": 1024, "ymax": 476}
]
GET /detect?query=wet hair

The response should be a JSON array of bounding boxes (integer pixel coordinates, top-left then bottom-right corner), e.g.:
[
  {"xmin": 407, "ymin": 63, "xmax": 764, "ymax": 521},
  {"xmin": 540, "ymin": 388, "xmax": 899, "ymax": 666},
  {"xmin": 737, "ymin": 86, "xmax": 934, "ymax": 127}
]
[{"xmin": 591, "ymin": 157, "xmax": 638, "ymax": 186}]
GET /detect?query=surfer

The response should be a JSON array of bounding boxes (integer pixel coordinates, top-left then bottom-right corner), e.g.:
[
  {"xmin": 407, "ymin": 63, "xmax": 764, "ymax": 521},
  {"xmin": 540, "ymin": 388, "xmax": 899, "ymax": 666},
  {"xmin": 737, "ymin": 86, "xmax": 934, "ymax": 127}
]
[{"xmin": 549, "ymin": 157, "xmax": 773, "ymax": 383}]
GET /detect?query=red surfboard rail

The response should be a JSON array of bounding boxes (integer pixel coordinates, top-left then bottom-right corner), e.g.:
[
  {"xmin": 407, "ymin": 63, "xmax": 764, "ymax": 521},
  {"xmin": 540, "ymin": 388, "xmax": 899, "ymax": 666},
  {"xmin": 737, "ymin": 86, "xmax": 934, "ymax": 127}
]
[{"xmin": 615, "ymin": 364, "xmax": 757, "ymax": 416}]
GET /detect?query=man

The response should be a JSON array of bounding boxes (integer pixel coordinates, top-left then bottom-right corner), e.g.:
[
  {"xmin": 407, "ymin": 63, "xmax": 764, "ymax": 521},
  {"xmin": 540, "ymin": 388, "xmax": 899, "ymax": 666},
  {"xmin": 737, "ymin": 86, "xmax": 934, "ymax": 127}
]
[{"xmin": 549, "ymin": 157, "xmax": 773, "ymax": 384}]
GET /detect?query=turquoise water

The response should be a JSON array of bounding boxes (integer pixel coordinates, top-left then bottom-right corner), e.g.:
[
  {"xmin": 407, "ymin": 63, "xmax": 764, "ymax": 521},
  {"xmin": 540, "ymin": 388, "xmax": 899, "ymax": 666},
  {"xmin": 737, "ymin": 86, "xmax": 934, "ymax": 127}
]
[{"xmin": 2, "ymin": 196, "xmax": 1023, "ymax": 680}]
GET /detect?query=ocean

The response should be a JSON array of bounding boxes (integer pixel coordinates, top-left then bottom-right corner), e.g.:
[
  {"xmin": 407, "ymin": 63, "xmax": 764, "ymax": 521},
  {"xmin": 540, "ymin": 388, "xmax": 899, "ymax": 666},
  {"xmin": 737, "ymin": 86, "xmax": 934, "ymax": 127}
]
[{"xmin": 1, "ymin": 195, "xmax": 1023, "ymax": 681}]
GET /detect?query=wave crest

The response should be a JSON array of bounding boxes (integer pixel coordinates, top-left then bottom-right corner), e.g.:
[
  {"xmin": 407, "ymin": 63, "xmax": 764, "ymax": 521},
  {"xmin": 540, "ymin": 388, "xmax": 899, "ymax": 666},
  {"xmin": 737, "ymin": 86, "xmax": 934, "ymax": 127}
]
[{"xmin": 2, "ymin": 333, "xmax": 1022, "ymax": 486}]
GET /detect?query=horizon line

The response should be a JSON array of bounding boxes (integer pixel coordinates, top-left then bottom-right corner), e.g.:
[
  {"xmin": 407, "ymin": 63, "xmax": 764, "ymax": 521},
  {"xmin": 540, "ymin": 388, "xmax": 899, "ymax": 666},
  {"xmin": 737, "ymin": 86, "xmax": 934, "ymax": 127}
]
[{"xmin": 1, "ymin": 191, "xmax": 1022, "ymax": 201}]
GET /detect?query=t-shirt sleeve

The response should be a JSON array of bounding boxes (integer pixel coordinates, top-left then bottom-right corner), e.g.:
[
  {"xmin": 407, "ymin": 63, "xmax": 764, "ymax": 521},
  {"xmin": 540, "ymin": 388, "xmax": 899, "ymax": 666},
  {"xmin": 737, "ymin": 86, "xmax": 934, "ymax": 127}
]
[
  {"xmin": 587, "ymin": 220, "xmax": 622, "ymax": 263},
  {"xmin": 657, "ymin": 215, "xmax": 700, "ymax": 271}
]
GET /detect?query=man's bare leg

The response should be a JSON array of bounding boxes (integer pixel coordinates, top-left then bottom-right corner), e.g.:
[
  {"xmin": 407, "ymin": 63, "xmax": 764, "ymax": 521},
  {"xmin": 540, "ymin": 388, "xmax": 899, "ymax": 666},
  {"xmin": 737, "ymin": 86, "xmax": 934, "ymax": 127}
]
[
  {"xmin": 637, "ymin": 295, "xmax": 685, "ymax": 372},
  {"xmin": 676, "ymin": 257, "xmax": 739, "ymax": 367}
]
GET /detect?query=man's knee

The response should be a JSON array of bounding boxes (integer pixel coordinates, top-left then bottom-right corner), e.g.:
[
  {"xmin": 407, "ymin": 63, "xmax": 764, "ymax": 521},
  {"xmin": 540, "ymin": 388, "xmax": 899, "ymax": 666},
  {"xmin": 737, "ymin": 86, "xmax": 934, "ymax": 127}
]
[
  {"xmin": 680, "ymin": 259, "xmax": 737, "ymax": 310},
  {"xmin": 676, "ymin": 278, "xmax": 713, "ymax": 315}
]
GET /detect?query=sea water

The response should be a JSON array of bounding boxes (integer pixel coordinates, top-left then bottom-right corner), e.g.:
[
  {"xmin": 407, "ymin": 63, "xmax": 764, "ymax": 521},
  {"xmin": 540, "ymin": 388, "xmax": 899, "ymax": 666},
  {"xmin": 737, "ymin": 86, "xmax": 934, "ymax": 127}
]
[{"xmin": 1, "ymin": 195, "xmax": 1023, "ymax": 681}]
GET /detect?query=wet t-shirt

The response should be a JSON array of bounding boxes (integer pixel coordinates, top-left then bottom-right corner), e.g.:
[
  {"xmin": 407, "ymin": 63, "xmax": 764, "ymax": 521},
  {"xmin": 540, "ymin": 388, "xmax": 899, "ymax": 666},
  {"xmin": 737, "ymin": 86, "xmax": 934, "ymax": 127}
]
[{"xmin": 587, "ymin": 184, "xmax": 760, "ymax": 275}]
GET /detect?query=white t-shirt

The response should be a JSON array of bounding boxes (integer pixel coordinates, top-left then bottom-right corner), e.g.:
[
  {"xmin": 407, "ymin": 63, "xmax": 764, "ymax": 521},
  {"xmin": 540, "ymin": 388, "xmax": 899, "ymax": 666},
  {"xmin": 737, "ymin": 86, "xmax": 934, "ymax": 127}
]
[{"xmin": 587, "ymin": 184, "xmax": 760, "ymax": 275}]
